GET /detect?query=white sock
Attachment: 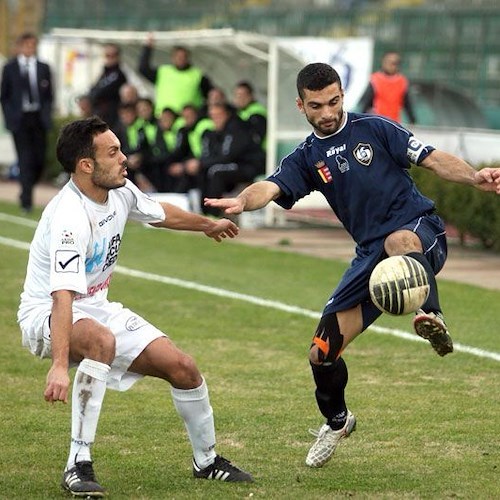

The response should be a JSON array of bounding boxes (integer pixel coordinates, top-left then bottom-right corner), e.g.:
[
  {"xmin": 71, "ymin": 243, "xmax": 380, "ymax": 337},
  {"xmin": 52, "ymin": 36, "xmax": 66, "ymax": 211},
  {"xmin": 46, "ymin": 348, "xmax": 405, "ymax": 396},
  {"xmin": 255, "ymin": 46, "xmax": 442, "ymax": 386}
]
[
  {"xmin": 66, "ymin": 359, "xmax": 110, "ymax": 470},
  {"xmin": 171, "ymin": 377, "xmax": 216, "ymax": 469}
]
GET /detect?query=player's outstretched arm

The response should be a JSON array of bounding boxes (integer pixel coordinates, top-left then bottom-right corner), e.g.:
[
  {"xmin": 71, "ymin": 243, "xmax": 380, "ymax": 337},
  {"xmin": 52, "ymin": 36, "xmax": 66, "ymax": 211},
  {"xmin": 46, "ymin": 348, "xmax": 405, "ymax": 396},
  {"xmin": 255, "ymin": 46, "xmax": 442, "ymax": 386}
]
[
  {"xmin": 151, "ymin": 203, "xmax": 239, "ymax": 242},
  {"xmin": 204, "ymin": 180, "xmax": 282, "ymax": 214},
  {"xmin": 420, "ymin": 150, "xmax": 500, "ymax": 193}
]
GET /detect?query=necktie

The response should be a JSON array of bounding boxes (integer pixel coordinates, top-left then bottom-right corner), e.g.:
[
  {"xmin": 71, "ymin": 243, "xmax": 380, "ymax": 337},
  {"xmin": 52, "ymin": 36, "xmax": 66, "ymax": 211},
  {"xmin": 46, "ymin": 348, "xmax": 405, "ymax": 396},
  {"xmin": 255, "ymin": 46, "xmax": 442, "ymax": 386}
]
[{"xmin": 22, "ymin": 62, "xmax": 34, "ymax": 103}]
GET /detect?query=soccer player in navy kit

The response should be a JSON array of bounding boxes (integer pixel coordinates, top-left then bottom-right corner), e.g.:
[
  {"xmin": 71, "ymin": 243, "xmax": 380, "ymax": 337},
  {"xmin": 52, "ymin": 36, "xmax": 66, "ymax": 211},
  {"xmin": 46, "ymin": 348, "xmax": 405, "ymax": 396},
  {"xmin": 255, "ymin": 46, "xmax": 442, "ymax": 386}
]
[{"xmin": 205, "ymin": 63, "xmax": 500, "ymax": 468}]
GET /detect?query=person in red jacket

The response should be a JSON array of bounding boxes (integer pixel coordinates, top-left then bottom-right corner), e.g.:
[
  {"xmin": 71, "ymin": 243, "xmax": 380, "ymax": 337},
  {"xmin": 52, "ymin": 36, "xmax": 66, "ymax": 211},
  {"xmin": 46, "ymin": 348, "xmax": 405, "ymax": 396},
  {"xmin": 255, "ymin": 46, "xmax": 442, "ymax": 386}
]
[{"xmin": 359, "ymin": 51, "xmax": 416, "ymax": 124}]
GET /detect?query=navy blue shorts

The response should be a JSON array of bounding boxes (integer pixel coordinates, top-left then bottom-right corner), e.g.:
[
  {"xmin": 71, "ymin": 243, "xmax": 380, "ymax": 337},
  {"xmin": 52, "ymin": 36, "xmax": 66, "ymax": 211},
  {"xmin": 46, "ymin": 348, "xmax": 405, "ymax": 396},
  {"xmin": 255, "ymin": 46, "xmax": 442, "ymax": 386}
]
[{"xmin": 323, "ymin": 213, "xmax": 447, "ymax": 322}]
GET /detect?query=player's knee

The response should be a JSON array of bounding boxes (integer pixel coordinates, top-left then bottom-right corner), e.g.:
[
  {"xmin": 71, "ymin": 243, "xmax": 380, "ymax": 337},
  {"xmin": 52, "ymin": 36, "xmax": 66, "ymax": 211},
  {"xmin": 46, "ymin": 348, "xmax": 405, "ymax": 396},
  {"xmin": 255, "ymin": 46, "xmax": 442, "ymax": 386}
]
[
  {"xmin": 169, "ymin": 352, "xmax": 202, "ymax": 389},
  {"xmin": 384, "ymin": 230, "xmax": 422, "ymax": 255},
  {"xmin": 88, "ymin": 329, "xmax": 115, "ymax": 364},
  {"xmin": 309, "ymin": 313, "xmax": 344, "ymax": 366},
  {"xmin": 99, "ymin": 330, "xmax": 116, "ymax": 356}
]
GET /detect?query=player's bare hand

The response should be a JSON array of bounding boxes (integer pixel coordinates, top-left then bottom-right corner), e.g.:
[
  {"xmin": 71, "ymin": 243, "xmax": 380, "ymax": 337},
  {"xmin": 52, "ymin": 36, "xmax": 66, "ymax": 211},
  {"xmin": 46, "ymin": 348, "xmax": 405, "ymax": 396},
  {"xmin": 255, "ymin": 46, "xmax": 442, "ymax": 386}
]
[
  {"xmin": 204, "ymin": 218, "xmax": 239, "ymax": 242},
  {"xmin": 204, "ymin": 197, "xmax": 244, "ymax": 215},
  {"xmin": 474, "ymin": 168, "xmax": 500, "ymax": 194},
  {"xmin": 44, "ymin": 365, "xmax": 70, "ymax": 404}
]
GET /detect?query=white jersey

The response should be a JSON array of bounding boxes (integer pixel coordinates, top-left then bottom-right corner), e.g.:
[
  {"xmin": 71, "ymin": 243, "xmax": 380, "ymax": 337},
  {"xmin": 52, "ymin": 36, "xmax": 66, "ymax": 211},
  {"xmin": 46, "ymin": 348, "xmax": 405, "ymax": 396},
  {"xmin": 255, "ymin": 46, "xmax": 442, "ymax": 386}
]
[{"xmin": 18, "ymin": 179, "xmax": 165, "ymax": 325}]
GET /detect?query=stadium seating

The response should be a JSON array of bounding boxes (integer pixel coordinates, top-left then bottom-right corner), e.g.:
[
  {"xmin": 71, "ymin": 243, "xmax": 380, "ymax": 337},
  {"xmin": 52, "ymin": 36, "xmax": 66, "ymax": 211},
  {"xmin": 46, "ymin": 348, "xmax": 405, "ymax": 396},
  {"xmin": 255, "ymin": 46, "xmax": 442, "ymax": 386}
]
[{"xmin": 41, "ymin": 0, "xmax": 500, "ymax": 129}]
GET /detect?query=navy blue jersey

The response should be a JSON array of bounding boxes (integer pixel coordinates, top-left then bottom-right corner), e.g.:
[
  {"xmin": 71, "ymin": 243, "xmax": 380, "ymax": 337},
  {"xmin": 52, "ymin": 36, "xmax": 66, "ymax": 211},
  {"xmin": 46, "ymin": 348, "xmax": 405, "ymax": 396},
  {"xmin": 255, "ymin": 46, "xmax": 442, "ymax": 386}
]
[{"xmin": 267, "ymin": 112, "xmax": 436, "ymax": 246}]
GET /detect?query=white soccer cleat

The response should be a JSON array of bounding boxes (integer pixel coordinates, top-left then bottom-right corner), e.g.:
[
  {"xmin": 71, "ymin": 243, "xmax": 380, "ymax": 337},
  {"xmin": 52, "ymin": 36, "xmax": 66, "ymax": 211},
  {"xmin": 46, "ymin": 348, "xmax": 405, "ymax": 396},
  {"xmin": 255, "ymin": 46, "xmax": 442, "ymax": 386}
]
[
  {"xmin": 305, "ymin": 411, "xmax": 356, "ymax": 468},
  {"xmin": 413, "ymin": 309, "xmax": 453, "ymax": 356}
]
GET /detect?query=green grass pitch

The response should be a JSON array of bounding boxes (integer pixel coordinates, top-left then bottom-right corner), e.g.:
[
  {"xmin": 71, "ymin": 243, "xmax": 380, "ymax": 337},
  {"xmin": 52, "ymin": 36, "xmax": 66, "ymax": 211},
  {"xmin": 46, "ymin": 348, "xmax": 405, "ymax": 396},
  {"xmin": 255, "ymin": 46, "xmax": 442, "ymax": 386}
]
[{"xmin": 0, "ymin": 200, "xmax": 498, "ymax": 499}]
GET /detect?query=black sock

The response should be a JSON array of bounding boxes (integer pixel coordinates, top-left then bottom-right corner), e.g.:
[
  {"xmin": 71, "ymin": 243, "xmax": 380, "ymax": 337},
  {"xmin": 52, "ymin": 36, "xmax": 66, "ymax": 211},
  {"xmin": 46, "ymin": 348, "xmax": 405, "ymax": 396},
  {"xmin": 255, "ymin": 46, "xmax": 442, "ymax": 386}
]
[
  {"xmin": 406, "ymin": 252, "xmax": 441, "ymax": 313},
  {"xmin": 311, "ymin": 357, "xmax": 348, "ymax": 430},
  {"xmin": 327, "ymin": 409, "xmax": 348, "ymax": 430}
]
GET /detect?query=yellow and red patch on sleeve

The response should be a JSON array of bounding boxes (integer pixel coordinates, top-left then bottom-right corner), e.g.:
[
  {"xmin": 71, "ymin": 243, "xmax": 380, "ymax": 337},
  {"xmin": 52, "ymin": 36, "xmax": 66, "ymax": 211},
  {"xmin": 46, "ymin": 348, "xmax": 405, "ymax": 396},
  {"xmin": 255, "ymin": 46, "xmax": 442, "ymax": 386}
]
[{"xmin": 315, "ymin": 161, "xmax": 333, "ymax": 183}]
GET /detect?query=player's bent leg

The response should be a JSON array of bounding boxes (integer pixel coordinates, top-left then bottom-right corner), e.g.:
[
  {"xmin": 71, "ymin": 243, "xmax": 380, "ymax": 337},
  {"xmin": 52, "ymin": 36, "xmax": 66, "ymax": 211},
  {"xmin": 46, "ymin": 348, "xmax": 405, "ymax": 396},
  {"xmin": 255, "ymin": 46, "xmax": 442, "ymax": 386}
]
[
  {"xmin": 309, "ymin": 307, "xmax": 363, "ymax": 365},
  {"xmin": 308, "ymin": 356, "xmax": 356, "ymax": 468},
  {"xmin": 128, "ymin": 336, "xmax": 202, "ymax": 389},
  {"xmin": 129, "ymin": 337, "xmax": 253, "ymax": 482},
  {"xmin": 307, "ymin": 309, "xmax": 362, "ymax": 468},
  {"xmin": 69, "ymin": 318, "xmax": 116, "ymax": 365},
  {"xmin": 383, "ymin": 229, "xmax": 422, "ymax": 254},
  {"xmin": 405, "ymin": 251, "xmax": 453, "ymax": 356},
  {"xmin": 63, "ymin": 319, "xmax": 114, "ymax": 497},
  {"xmin": 384, "ymin": 230, "xmax": 453, "ymax": 356}
]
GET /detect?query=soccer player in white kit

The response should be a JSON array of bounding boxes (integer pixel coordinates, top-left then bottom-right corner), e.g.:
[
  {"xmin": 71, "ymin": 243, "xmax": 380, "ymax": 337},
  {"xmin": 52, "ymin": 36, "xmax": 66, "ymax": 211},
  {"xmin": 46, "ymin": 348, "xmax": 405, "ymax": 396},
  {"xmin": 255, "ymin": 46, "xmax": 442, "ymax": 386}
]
[{"xmin": 17, "ymin": 117, "xmax": 253, "ymax": 497}]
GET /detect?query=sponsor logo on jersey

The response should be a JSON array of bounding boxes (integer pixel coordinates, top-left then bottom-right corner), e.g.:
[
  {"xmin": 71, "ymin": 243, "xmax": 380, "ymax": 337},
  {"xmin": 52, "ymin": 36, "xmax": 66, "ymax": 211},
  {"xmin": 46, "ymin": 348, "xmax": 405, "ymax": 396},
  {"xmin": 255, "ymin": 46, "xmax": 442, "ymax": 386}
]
[
  {"xmin": 407, "ymin": 136, "xmax": 426, "ymax": 164},
  {"xmin": 86, "ymin": 238, "xmax": 107, "ymax": 273},
  {"xmin": 102, "ymin": 233, "xmax": 122, "ymax": 271},
  {"xmin": 99, "ymin": 210, "xmax": 117, "ymax": 227},
  {"xmin": 315, "ymin": 160, "xmax": 333, "ymax": 183},
  {"xmin": 353, "ymin": 143, "xmax": 373, "ymax": 166},
  {"xmin": 60, "ymin": 230, "xmax": 75, "ymax": 245},
  {"xmin": 335, "ymin": 155, "xmax": 350, "ymax": 173},
  {"xmin": 75, "ymin": 274, "xmax": 112, "ymax": 300},
  {"xmin": 125, "ymin": 315, "xmax": 148, "ymax": 331},
  {"xmin": 55, "ymin": 250, "xmax": 80, "ymax": 273},
  {"xmin": 326, "ymin": 144, "xmax": 346, "ymax": 157}
]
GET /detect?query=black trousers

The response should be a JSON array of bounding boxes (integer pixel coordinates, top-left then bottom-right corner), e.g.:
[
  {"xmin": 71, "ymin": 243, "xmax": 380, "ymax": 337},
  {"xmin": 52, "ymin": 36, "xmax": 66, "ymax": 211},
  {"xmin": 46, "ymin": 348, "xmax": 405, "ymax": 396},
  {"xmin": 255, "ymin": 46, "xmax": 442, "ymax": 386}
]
[{"xmin": 12, "ymin": 112, "xmax": 47, "ymax": 210}]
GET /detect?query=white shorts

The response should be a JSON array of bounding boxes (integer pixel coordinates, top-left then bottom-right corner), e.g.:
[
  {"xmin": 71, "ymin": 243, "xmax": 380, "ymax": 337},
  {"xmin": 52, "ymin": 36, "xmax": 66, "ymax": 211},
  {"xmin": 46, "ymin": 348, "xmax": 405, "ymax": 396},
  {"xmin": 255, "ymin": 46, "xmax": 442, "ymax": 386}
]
[{"xmin": 19, "ymin": 301, "xmax": 166, "ymax": 391}]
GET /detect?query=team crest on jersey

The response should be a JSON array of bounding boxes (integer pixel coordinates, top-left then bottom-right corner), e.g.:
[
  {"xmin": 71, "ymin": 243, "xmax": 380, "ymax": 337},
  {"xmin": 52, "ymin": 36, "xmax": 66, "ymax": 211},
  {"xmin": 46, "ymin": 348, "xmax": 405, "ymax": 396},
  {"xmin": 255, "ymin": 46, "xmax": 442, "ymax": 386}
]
[
  {"xmin": 353, "ymin": 143, "xmax": 373, "ymax": 166},
  {"xmin": 315, "ymin": 161, "xmax": 333, "ymax": 183}
]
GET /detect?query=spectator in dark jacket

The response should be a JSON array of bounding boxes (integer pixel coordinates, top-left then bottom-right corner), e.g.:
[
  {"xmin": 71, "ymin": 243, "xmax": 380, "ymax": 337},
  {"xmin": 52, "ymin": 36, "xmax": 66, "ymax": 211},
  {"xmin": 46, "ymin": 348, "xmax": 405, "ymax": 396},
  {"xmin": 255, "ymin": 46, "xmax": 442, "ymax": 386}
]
[
  {"xmin": 89, "ymin": 44, "xmax": 127, "ymax": 130},
  {"xmin": 233, "ymin": 80, "xmax": 267, "ymax": 150},
  {"xmin": 200, "ymin": 103, "xmax": 265, "ymax": 215},
  {"xmin": 166, "ymin": 105, "xmax": 214, "ymax": 199}
]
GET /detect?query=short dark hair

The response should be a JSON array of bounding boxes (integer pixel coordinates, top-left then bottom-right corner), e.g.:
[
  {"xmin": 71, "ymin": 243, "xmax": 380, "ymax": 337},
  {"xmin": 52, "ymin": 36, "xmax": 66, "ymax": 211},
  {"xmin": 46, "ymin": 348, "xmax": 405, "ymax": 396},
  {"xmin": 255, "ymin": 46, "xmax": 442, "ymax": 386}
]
[
  {"xmin": 296, "ymin": 63, "xmax": 342, "ymax": 100},
  {"xmin": 16, "ymin": 32, "xmax": 37, "ymax": 45},
  {"xmin": 236, "ymin": 80, "xmax": 254, "ymax": 94},
  {"xmin": 172, "ymin": 45, "xmax": 189, "ymax": 56},
  {"xmin": 56, "ymin": 117, "xmax": 109, "ymax": 173},
  {"xmin": 104, "ymin": 43, "xmax": 121, "ymax": 56},
  {"xmin": 137, "ymin": 97, "xmax": 154, "ymax": 107},
  {"xmin": 161, "ymin": 107, "xmax": 177, "ymax": 117},
  {"xmin": 209, "ymin": 102, "xmax": 235, "ymax": 116}
]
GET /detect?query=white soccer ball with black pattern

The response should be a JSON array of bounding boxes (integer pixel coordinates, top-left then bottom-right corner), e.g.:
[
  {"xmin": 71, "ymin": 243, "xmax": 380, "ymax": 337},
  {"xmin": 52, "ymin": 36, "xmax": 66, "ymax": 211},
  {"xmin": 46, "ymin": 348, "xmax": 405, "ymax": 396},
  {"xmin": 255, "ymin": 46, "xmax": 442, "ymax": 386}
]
[{"xmin": 369, "ymin": 255, "xmax": 430, "ymax": 315}]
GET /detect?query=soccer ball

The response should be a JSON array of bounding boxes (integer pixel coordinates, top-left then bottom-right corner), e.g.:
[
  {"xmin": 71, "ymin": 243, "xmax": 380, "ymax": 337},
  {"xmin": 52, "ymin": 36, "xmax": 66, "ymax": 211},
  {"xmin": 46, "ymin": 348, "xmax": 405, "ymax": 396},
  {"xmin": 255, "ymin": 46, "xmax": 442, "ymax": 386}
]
[{"xmin": 369, "ymin": 255, "xmax": 430, "ymax": 315}]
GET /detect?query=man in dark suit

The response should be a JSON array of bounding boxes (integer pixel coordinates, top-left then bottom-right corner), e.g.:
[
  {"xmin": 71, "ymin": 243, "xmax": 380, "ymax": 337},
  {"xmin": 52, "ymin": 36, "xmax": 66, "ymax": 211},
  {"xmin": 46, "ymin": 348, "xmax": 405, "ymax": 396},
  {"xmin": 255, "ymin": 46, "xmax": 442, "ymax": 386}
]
[{"xmin": 1, "ymin": 32, "xmax": 53, "ymax": 212}]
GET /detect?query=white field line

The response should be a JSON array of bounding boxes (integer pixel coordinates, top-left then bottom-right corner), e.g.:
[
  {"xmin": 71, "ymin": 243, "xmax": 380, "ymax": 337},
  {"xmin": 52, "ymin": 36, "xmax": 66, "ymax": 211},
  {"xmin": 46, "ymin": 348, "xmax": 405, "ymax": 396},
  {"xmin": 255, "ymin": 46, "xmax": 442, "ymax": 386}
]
[
  {"xmin": 0, "ymin": 212, "xmax": 39, "ymax": 228},
  {"xmin": 0, "ymin": 215, "xmax": 499, "ymax": 363}
]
